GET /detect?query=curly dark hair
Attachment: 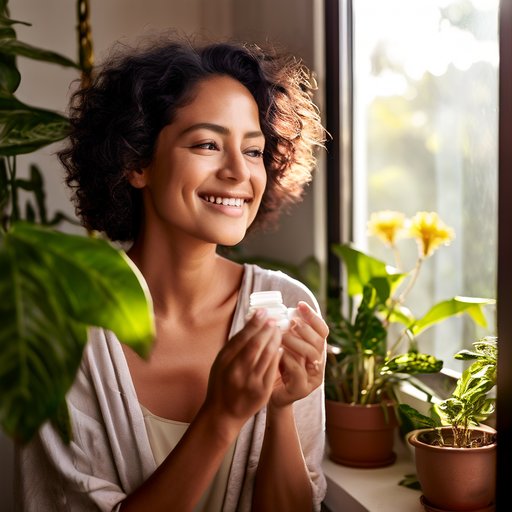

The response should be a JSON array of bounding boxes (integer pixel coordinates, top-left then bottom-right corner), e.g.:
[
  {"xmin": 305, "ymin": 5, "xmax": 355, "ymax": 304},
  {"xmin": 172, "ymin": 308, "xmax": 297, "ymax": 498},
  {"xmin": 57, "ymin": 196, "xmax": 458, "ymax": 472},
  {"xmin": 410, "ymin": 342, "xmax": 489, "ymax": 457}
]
[{"xmin": 59, "ymin": 35, "xmax": 326, "ymax": 242}]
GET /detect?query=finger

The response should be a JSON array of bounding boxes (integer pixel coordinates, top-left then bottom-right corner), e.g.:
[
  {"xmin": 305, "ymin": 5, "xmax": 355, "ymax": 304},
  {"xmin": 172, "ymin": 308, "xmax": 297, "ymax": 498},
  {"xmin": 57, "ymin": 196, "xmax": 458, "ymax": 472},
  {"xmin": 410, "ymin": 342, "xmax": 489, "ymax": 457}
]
[
  {"xmin": 281, "ymin": 330, "xmax": 320, "ymax": 363},
  {"xmin": 219, "ymin": 309, "xmax": 269, "ymax": 364},
  {"xmin": 253, "ymin": 327, "xmax": 282, "ymax": 375},
  {"xmin": 296, "ymin": 302, "xmax": 329, "ymax": 339},
  {"xmin": 235, "ymin": 319, "xmax": 281, "ymax": 370},
  {"xmin": 261, "ymin": 345, "xmax": 283, "ymax": 391},
  {"xmin": 289, "ymin": 319, "xmax": 325, "ymax": 351},
  {"xmin": 279, "ymin": 350, "xmax": 310, "ymax": 394},
  {"xmin": 242, "ymin": 335, "xmax": 281, "ymax": 405}
]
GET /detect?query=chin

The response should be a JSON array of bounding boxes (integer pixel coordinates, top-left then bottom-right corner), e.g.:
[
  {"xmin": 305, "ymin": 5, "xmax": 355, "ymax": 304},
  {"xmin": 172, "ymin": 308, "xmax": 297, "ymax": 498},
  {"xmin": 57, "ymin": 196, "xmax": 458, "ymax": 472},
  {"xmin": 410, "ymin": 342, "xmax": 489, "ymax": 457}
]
[
  {"xmin": 217, "ymin": 234, "xmax": 246, "ymax": 246},
  {"xmin": 210, "ymin": 228, "xmax": 247, "ymax": 247}
]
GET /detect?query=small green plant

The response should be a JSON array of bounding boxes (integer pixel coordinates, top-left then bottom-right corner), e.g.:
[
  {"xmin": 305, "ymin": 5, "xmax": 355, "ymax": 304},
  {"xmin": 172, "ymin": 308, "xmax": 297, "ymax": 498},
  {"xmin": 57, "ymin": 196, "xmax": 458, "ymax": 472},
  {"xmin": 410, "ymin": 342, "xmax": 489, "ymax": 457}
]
[
  {"xmin": 325, "ymin": 211, "xmax": 494, "ymax": 406},
  {"xmin": 400, "ymin": 336, "xmax": 497, "ymax": 448}
]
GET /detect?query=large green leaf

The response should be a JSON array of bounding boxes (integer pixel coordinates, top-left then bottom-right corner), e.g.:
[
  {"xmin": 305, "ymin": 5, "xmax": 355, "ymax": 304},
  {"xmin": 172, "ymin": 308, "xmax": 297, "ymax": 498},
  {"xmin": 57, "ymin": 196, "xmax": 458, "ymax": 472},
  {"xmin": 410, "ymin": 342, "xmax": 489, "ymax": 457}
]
[
  {"xmin": 331, "ymin": 243, "xmax": 405, "ymax": 297},
  {"xmin": 0, "ymin": 53, "xmax": 19, "ymax": 95},
  {"xmin": 0, "ymin": 96, "xmax": 69, "ymax": 155},
  {"xmin": 398, "ymin": 403, "xmax": 440, "ymax": 429},
  {"xmin": 0, "ymin": 222, "xmax": 155, "ymax": 442},
  {"xmin": 353, "ymin": 285, "xmax": 387, "ymax": 354},
  {"xmin": 0, "ymin": 38, "xmax": 78, "ymax": 69},
  {"xmin": 411, "ymin": 296, "xmax": 495, "ymax": 336},
  {"xmin": 0, "ymin": 11, "xmax": 25, "ymax": 95}
]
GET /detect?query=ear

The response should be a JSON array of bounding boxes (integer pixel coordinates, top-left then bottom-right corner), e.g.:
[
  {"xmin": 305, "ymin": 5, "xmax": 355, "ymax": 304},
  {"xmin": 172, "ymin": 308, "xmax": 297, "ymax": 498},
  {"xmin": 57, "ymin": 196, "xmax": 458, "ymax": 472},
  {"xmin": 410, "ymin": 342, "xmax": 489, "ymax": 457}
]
[{"xmin": 127, "ymin": 169, "xmax": 148, "ymax": 189}]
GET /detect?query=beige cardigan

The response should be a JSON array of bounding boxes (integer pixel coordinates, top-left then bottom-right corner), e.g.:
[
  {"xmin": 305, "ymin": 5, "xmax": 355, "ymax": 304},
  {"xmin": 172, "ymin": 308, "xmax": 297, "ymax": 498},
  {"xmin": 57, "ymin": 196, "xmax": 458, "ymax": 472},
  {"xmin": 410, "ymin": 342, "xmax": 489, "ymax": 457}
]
[{"xmin": 16, "ymin": 264, "xmax": 327, "ymax": 511}]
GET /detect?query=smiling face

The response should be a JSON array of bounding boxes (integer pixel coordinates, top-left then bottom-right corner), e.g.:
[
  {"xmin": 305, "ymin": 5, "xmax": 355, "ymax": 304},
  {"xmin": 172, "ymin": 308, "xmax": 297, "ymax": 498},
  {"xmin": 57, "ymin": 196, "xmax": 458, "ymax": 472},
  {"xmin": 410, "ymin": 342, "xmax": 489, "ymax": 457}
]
[{"xmin": 129, "ymin": 75, "xmax": 267, "ymax": 247}]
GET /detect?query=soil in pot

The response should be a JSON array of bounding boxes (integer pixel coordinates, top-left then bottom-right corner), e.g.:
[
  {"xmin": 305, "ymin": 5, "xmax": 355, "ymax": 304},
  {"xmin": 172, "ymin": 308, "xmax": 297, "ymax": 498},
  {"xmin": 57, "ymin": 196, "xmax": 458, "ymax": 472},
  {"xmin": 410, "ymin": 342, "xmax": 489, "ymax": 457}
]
[
  {"xmin": 408, "ymin": 427, "xmax": 497, "ymax": 512},
  {"xmin": 325, "ymin": 400, "xmax": 398, "ymax": 468}
]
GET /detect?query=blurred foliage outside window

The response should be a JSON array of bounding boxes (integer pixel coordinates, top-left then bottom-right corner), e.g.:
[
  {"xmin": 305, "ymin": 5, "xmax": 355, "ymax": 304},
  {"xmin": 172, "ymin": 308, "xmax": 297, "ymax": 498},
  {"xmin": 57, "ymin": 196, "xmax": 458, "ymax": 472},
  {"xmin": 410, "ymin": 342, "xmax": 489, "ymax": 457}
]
[{"xmin": 351, "ymin": 0, "xmax": 498, "ymax": 370}]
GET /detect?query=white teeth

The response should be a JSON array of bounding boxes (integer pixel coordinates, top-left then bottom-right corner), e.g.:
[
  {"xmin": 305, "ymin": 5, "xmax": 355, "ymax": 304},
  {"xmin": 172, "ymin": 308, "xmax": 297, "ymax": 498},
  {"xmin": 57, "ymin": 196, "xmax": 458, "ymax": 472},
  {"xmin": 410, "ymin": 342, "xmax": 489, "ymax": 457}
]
[{"xmin": 203, "ymin": 195, "xmax": 246, "ymax": 207}]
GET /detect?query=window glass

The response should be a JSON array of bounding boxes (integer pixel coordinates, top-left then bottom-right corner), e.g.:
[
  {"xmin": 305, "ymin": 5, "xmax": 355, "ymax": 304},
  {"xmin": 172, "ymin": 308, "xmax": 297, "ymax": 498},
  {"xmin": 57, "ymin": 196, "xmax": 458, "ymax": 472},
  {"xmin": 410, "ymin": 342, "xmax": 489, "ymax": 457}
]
[{"xmin": 352, "ymin": 0, "xmax": 498, "ymax": 370}]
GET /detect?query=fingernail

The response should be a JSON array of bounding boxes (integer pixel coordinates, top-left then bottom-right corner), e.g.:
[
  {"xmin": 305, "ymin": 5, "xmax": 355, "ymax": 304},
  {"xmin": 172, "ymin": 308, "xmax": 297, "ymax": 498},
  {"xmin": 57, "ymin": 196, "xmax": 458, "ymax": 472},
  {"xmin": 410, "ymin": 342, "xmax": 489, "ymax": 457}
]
[
  {"xmin": 298, "ymin": 302, "xmax": 309, "ymax": 314},
  {"xmin": 265, "ymin": 318, "xmax": 277, "ymax": 328},
  {"xmin": 255, "ymin": 309, "xmax": 266, "ymax": 320}
]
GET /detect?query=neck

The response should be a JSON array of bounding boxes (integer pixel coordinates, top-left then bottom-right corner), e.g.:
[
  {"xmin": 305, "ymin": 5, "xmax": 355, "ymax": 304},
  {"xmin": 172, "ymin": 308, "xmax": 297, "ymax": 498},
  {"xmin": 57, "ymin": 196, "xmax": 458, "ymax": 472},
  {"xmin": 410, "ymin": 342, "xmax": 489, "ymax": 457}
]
[{"xmin": 127, "ymin": 230, "xmax": 239, "ymax": 318}]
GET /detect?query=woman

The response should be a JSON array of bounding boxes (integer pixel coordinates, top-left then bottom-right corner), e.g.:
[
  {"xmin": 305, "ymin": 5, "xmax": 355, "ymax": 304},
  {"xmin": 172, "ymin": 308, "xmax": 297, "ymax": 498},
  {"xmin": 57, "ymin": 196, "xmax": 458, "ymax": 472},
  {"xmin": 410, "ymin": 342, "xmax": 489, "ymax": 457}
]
[{"xmin": 19, "ymin": 36, "xmax": 328, "ymax": 512}]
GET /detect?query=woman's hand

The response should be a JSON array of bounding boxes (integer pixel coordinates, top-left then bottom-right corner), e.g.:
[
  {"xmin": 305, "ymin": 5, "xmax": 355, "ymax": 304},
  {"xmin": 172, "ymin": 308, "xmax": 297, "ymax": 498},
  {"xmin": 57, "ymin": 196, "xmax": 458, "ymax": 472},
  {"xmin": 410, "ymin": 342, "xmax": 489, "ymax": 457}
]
[
  {"xmin": 270, "ymin": 302, "xmax": 328, "ymax": 409},
  {"xmin": 203, "ymin": 310, "xmax": 282, "ymax": 430}
]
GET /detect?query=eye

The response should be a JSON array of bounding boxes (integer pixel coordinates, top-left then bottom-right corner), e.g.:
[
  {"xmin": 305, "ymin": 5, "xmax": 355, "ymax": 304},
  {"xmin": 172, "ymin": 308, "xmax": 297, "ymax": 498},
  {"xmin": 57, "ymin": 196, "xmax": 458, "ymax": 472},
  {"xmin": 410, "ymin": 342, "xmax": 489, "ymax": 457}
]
[
  {"xmin": 193, "ymin": 141, "xmax": 219, "ymax": 151},
  {"xmin": 245, "ymin": 148, "xmax": 264, "ymax": 159}
]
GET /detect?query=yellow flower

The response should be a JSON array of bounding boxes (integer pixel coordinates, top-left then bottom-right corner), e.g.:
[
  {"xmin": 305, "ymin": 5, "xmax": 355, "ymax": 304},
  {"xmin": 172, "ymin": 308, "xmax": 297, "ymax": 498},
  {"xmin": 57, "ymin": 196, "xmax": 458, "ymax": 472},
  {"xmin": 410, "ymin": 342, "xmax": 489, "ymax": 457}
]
[
  {"xmin": 367, "ymin": 210, "xmax": 406, "ymax": 246},
  {"xmin": 409, "ymin": 211, "xmax": 455, "ymax": 258}
]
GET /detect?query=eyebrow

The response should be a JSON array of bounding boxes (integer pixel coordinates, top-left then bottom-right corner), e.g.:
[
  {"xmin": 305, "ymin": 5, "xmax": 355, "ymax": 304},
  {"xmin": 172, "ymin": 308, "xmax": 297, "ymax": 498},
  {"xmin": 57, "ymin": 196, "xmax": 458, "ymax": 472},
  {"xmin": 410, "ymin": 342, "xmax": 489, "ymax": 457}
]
[{"xmin": 180, "ymin": 122, "xmax": 264, "ymax": 139}]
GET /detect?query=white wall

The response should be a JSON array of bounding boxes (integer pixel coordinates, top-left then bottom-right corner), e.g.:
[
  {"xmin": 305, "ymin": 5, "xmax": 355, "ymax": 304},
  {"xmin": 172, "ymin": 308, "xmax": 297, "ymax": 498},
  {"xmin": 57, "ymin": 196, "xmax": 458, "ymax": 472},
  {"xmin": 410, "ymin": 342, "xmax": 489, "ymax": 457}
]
[
  {"xmin": 2, "ymin": 1, "xmax": 324, "ymax": 509},
  {"xmin": 230, "ymin": 0, "xmax": 326, "ymax": 269}
]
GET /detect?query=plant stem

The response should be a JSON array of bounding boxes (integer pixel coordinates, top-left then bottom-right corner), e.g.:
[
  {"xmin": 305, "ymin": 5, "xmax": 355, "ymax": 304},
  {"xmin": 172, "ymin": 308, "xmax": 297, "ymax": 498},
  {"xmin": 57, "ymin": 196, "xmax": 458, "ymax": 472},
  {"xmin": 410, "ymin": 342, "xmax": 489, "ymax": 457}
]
[
  {"xmin": 388, "ymin": 327, "xmax": 416, "ymax": 358},
  {"xmin": 397, "ymin": 256, "xmax": 424, "ymax": 305},
  {"xmin": 384, "ymin": 256, "xmax": 424, "ymax": 344},
  {"xmin": 7, "ymin": 156, "xmax": 19, "ymax": 225},
  {"xmin": 391, "ymin": 243, "xmax": 402, "ymax": 272}
]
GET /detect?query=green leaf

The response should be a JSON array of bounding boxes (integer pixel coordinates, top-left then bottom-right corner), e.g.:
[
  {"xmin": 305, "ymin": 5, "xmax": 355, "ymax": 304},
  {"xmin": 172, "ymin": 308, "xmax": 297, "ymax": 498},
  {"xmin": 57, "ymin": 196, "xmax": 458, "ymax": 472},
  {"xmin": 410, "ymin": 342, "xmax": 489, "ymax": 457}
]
[
  {"xmin": 0, "ymin": 55, "xmax": 20, "ymax": 95},
  {"xmin": 0, "ymin": 11, "xmax": 24, "ymax": 95},
  {"xmin": 0, "ymin": 222, "xmax": 155, "ymax": 443},
  {"xmin": 411, "ymin": 296, "xmax": 494, "ymax": 336},
  {"xmin": 0, "ymin": 232, "xmax": 88, "ymax": 442},
  {"xmin": 0, "ymin": 156, "xmax": 8, "ymax": 213},
  {"xmin": 383, "ymin": 303, "xmax": 415, "ymax": 326},
  {"xmin": 15, "ymin": 164, "xmax": 48, "ymax": 223},
  {"xmin": 0, "ymin": 39, "xmax": 78, "ymax": 69},
  {"xmin": 298, "ymin": 255, "xmax": 321, "ymax": 295},
  {"xmin": 0, "ymin": 96, "xmax": 69, "ymax": 155},
  {"xmin": 10, "ymin": 222, "xmax": 155, "ymax": 352},
  {"xmin": 382, "ymin": 352, "xmax": 443, "ymax": 375},
  {"xmin": 0, "ymin": 2, "xmax": 30, "ymax": 26},
  {"xmin": 353, "ymin": 285, "xmax": 387, "ymax": 354},
  {"xmin": 331, "ymin": 243, "xmax": 405, "ymax": 297},
  {"xmin": 398, "ymin": 403, "xmax": 439, "ymax": 429},
  {"xmin": 398, "ymin": 473, "xmax": 422, "ymax": 491}
]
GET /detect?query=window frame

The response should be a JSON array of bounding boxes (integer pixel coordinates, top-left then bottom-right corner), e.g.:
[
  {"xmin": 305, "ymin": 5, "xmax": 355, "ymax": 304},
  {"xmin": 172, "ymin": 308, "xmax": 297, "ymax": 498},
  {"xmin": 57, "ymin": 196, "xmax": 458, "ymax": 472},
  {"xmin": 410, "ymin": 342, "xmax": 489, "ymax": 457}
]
[
  {"xmin": 497, "ymin": 0, "xmax": 511, "ymax": 501},
  {"xmin": 324, "ymin": 0, "xmax": 511, "ymax": 500}
]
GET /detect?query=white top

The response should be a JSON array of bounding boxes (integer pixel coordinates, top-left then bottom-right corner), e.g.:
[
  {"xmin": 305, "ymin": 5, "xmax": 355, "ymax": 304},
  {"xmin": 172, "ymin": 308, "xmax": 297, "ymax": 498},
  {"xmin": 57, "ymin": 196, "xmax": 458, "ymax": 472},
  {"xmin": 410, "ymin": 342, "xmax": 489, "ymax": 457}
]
[
  {"xmin": 16, "ymin": 264, "xmax": 327, "ymax": 511},
  {"xmin": 141, "ymin": 403, "xmax": 237, "ymax": 512}
]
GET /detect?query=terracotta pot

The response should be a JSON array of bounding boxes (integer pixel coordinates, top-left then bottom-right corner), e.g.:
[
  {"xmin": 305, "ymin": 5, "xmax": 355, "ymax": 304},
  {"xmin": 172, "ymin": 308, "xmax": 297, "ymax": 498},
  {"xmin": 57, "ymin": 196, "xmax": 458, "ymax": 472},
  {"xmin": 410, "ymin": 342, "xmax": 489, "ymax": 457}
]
[
  {"xmin": 408, "ymin": 427, "xmax": 497, "ymax": 511},
  {"xmin": 325, "ymin": 399, "xmax": 398, "ymax": 468}
]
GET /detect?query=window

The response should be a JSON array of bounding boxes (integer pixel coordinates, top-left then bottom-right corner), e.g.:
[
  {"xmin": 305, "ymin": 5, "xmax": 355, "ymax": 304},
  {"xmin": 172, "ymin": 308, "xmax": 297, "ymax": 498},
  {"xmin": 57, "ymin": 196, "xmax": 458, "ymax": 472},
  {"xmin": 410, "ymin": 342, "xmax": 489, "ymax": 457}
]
[{"xmin": 349, "ymin": 0, "xmax": 499, "ymax": 369}]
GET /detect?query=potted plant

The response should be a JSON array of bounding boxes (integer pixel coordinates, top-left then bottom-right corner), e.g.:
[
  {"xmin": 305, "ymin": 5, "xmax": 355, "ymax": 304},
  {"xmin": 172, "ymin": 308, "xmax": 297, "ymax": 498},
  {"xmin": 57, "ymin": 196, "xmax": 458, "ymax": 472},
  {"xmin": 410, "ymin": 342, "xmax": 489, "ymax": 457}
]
[
  {"xmin": 402, "ymin": 336, "xmax": 497, "ymax": 512},
  {"xmin": 324, "ymin": 210, "xmax": 493, "ymax": 468},
  {"xmin": 0, "ymin": 0, "xmax": 154, "ymax": 444}
]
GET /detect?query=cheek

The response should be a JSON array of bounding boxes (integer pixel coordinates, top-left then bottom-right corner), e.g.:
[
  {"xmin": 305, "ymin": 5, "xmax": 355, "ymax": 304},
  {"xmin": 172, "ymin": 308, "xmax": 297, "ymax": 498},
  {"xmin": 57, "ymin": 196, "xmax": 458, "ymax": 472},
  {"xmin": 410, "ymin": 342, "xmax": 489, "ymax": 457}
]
[
  {"xmin": 255, "ymin": 166, "xmax": 268, "ymax": 199},
  {"xmin": 248, "ymin": 169, "xmax": 268, "ymax": 223}
]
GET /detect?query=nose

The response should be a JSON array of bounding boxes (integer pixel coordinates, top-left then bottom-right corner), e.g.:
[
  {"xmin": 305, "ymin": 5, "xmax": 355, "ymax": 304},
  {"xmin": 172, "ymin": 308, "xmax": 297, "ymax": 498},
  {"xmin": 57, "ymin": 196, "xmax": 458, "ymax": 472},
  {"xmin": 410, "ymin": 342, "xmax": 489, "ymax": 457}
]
[{"xmin": 217, "ymin": 148, "xmax": 251, "ymax": 182}]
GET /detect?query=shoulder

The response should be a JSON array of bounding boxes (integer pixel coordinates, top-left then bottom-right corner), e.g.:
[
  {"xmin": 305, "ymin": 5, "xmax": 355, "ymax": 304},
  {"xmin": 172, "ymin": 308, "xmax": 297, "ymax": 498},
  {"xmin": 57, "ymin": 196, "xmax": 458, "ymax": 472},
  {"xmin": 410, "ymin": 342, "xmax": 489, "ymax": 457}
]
[{"xmin": 247, "ymin": 263, "xmax": 321, "ymax": 314}]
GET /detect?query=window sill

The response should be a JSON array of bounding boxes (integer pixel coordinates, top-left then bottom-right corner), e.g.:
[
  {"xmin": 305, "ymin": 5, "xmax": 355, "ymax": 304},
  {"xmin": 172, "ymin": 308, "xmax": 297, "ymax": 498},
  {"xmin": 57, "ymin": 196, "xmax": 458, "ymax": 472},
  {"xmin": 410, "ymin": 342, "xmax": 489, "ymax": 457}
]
[{"xmin": 322, "ymin": 432, "xmax": 423, "ymax": 512}]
